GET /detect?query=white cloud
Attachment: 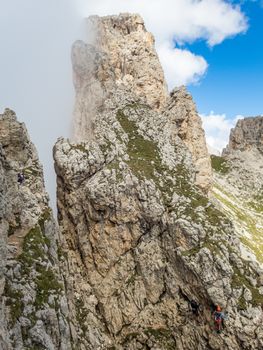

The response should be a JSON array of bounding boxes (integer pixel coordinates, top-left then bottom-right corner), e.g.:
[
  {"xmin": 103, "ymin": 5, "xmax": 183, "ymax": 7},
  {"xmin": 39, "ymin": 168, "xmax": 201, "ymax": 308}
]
[
  {"xmin": 82, "ymin": 0, "xmax": 247, "ymax": 45},
  {"xmin": 78, "ymin": 0, "xmax": 247, "ymax": 87},
  {"xmin": 158, "ymin": 42, "xmax": 208, "ymax": 87},
  {"xmin": 200, "ymin": 112, "xmax": 244, "ymax": 152}
]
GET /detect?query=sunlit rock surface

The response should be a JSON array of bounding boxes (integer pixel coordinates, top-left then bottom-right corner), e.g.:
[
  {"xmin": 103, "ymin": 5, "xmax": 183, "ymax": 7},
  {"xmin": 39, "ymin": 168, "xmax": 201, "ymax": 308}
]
[
  {"xmin": 54, "ymin": 30, "xmax": 263, "ymax": 348},
  {"xmin": 1, "ymin": 13, "xmax": 263, "ymax": 350},
  {"xmin": 212, "ymin": 116, "xmax": 263, "ymax": 271},
  {"xmin": 72, "ymin": 13, "xmax": 211, "ymax": 193}
]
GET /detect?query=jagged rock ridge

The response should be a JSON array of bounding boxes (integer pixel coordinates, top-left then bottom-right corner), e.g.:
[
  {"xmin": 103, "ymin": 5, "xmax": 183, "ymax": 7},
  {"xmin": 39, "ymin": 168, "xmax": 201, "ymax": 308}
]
[
  {"xmin": 72, "ymin": 13, "xmax": 212, "ymax": 193},
  {"xmin": 212, "ymin": 116, "xmax": 263, "ymax": 269},
  {"xmin": 0, "ymin": 109, "xmax": 71, "ymax": 349},
  {"xmin": 53, "ymin": 14, "xmax": 263, "ymax": 350},
  {"xmin": 72, "ymin": 13, "xmax": 168, "ymax": 142},
  {"xmin": 223, "ymin": 116, "xmax": 263, "ymax": 155},
  {"xmin": 1, "ymin": 12, "xmax": 263, "ymax": 350}
]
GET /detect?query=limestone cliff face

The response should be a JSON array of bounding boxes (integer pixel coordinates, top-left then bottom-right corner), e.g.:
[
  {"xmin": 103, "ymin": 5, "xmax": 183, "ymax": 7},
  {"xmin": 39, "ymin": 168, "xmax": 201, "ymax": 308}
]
[
  {"xmin": 0, "ymin": 110, "xmax": 71, "ymax": 350},
  {"xmin": 220, "ymin": 116, "xmax": 263, "ymax": 200},
  {"xmin": 72, "ymin": 13, "xmax": 168, "ymax": 141},
  {"xmin": 163, "ymin": 87, "xmax": 212, "ymax": 192},
  {"xmin": 212, "ymin": 116, "xmax": 263, "ymax": 279},
  {"xmin": 2, "ymin": 13, "xmax": 263, "ymax": 350},
  {"xmin": 72, "ymin": 13, "xmax": 211, "ymax": 193},
  {"xmin": 54, "ymin": 83, "xmax": 263, "ymax": 349},
  {"xmin": 52, "ymin": 14, "xmax": 263, "ymax": 349},
  {"xmin": 223, "ymin": 116, "xmax": 263, "ymax": 155}
]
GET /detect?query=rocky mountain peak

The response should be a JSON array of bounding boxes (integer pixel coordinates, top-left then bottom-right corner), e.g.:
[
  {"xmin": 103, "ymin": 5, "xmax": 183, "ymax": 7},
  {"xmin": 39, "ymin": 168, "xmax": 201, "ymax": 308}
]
[
  {"xmin": 3, "ymin": 12, "xmax": 263, "ymax": 350},
  {"xmin": 0, "ymin": 109, "xmax": 38, "ymax": 167},
  {"xmin": 164, "ymin": 86, "xmax": 212, "ymax": 192},
  {"xmin": 72, "ymin": 14, "xmax": 212, "ymax": 193},
  {"xmin": 52, "ymin": 14, "xmax": 263, "ymax": 349},
  {"xmin": 72, "ymin": 13, "xmax": 168, "ymax": 141},
  {"xmin": 211, "ymin": 116, "xmax": 263, "ymax": 296},
  {"xmin": 223, "ymin": 116, "xmax": 263, "ymax": 155}
]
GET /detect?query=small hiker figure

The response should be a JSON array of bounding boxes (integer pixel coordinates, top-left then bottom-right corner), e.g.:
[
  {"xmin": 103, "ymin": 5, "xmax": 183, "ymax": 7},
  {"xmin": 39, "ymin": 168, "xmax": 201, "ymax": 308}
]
[
  {"xmin": 17, "ymin": 172, "xmax": 25, "ymax": 185},
  {"xmin": 213, "ymin": 305, "xmax": 223, "ymax": 333},
  {"xmin": 190, "ymin": 299, "xmax": 200, "ymax": 316}
]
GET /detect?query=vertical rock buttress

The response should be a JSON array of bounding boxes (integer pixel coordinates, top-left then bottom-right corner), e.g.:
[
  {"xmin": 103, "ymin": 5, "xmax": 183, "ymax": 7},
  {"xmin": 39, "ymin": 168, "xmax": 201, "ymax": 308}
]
[
  {"xmin": 0, "ymin": 109, "xmax": 71, "ymax": 350},
  {"xmin": 53, "ymin": 14, "xmax": 263, "ymax": 350}
]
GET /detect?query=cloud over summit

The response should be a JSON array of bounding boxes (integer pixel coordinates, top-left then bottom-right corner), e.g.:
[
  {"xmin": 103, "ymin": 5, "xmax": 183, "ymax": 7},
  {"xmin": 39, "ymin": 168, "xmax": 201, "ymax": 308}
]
[
  {"xmin": 82, "ymin": 0, "xmax": 247, "ymax": 88},
  {"xmin": 200, "ymin": 112, "xmax": 244, "ymax": 152}
]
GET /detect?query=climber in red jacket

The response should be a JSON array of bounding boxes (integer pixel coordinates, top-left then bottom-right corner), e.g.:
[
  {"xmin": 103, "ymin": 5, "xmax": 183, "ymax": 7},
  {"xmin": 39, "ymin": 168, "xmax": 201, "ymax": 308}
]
[{"xmin": 213, "ymin": 305, "xmax": 224, "ymax": 333}]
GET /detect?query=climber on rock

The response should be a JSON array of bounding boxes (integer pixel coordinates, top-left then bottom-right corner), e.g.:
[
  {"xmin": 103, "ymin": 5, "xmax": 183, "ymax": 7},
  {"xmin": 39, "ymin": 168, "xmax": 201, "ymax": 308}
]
[
  {"xmin": 17, "ymin": 172, "xmax": 25, "ymax": 185},
  {"xmin": 213, "ymin": 305, "xmax": 224, "ymax": 333},
  {"xmin": 190, "ymin": 299, "xmax": 200, "ymax": 316}
]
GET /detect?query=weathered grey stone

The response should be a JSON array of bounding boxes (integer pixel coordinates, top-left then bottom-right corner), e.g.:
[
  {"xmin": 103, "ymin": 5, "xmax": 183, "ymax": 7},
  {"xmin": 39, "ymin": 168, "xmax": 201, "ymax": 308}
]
[{"xmin": 0, "ymin": 109, "xmax": 72, "ymax": 349}]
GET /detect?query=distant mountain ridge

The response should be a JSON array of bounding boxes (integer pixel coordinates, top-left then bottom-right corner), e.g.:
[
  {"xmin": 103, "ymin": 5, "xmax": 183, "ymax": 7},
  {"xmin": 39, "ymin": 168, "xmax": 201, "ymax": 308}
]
[{"xmin": 212, "ymin": 116, "xmax": 263, "ymax": 266}]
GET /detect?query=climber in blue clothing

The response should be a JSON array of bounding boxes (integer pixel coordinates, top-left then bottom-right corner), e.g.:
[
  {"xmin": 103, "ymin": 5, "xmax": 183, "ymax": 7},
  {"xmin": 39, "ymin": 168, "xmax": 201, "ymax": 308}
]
[
  {"xmin": 213, "ymin": 305, "xmax": 228, "ymax": 333},
  {"xmin": 17, "ymin": 172, "xmax": 25, "ymax": 185}
]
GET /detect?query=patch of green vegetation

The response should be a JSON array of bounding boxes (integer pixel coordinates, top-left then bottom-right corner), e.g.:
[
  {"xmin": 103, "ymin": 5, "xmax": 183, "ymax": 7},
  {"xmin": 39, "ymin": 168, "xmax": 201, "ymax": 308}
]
[
  {"xmin": 248, "ymin": 189, "xmax": 263, "ymax": 213},
  {"xmin": 117, "ymin": 109, "xmax": 163, "ymax": 181},
  {"xmin": 145, "ymin": 327, "xmax": 171, "ymax": 339},
  {"xmin": 213, "ymin": 189, "xmax": 263, "ymax": 262},
  {"xmin": 125, "ymin": 102, "xmax": 150, "ymax": 110},
  {"xmin": 122, "ymin": 332, "xmax": 140, "ymax": 344},
  {"xmin": 19, "ymin": 226, "xmax": 43, "ymax": 265},
  {"xmin": 231, "ymin": 267, "xmax": 263, "ymax": 309},
  {"xmin": 213, "ymin": 183, "xmax": 237, "ymax": 202},
  {"xmin": 214, "ymin": 189, "xmax": 246, "ymax": 222},
  {"xmin": 100, "ymin": 139, "xmax": 111, "ymax": 155},
  {"xmin": 24, "ymin": 167, "xmax": 40, "ymax": 177},
  {"xmin": 38, "ymin": 208, "xmax": 52, "ymax": 235},
  {"xmin": 248, "ymin": 201, "xmax": 263, "ymax": 213},
  {"xmin": 75, "ymin": 298, "xmax": 89, "ymax": 334},
  {"xmin": 4, "ymin": 282, "xmax": 23, "ymax": 326},
  {"xmin": 71, "ymin": 144, "xmax": 89, "ymax": 153},
  {"xmin": 57, "ymin": 245, "xmax": 67, "ymax": 261},
  {"xmin": 240, "ymin": 237, "xmax": 263, "ymax": 264},
  {"xmin": 19, "ymin": 225, "xmax": 49, "ymax": 269},
  {"xmin": 202, "ymin": 240, "xmax": 222, "ymax": 256},
  {"xmin": 211, "ymin": 155, "xmax": 230, "ymax": 174},
  {"xmin": 35, "ymin": 266, "xmax": 62, "ymax": 309},
  {"xmin": 254, "ymin": 188, "xmax": 263, "ymax": 202},
  {"xmin": 16, "ymin": 210, "xmax": 63, "ymax": 312},
  {"xmin": 181, "ymin": 246, "xmax": 201, "ymax": 257},
  {"xmin": 181, "ymin": 239, "xmax": 224, "ymax": 257},
  {"xmin": 122, "ymin": 328, "xmax": 175, "ymax": 349},
  {"xmin": 117, "ymin": 105, "xmax": 230, "ymax": 230},
  {"xmin": 117, "ymin": 108, "xmax": 195, "ymax": 205},
  {"xmin": 144, "ymin": 328, "xmax": 175, "ymax": 349},
  {"xmin": 106, "ymin": 161, "xmax": 123, "ymax": 181}
]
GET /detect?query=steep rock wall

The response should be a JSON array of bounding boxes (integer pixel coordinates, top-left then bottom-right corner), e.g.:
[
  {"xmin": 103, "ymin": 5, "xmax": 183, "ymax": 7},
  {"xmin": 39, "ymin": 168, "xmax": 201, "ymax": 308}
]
[
  {"xmin": 0, "ymin": 110, "xmax": 72, "ymax": 350},
  {"xmin": 72, "ymin": 13, "xmax": 168, "ymax": 141},
  {"xmin": 163, "ymin": 87, "xmax": 212, "ymax": 192},
  {"xmin": 72, "ymin": 13, "xmax": 212, "ymax": 193},
  {"xmin": 223, "ymin": 116, "xmax": 263, "ymax": 155},
  {"xmin": 55, "ymin": 90, "xmax": 263, "ymax": 349},
  {"xmin": 212, "ymin": 116, "xmax": 263, "ymax": 276}
]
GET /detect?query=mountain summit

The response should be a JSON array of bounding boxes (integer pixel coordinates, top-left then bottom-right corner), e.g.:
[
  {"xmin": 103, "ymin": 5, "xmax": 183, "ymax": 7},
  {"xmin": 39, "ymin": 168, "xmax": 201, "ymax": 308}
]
[{"xmin": 1, "ymin": 13, "xmax": 263, "ymax": 350}]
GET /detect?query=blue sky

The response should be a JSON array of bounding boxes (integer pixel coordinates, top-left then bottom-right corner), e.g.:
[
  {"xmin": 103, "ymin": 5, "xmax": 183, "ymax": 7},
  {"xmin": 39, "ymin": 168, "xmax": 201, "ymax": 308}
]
[{"xmin": 188, "ymin": 0, "xmax": 263, "ymax": 118}]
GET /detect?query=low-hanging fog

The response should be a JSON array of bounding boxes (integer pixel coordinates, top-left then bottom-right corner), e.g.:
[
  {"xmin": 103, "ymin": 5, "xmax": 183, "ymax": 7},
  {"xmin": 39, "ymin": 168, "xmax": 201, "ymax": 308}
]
[{"xmin": 0, "ymin": 0, "xmax": 89, "ymax": 210}]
